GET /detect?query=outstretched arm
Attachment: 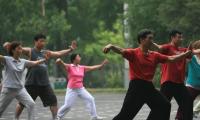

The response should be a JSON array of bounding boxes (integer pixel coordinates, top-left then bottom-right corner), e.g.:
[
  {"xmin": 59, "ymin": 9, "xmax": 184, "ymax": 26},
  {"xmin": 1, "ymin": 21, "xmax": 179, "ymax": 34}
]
[
  {"xmin": 26, "ymin": 59, "xmax": 47, "ymax": 67},
  {"xmin": 49, "ymin": 40, "xmax": 77, "ymax": 58},
  {"xmin": 103, "ymin": 44, "xmax": 125, "ymax": 54},
  {"xmin": 152, "ymin": 42, "xmax": 164, "ymax": 52},
  {"xmin": 55, "ymin": 58, "xmax": 68, "ymax": 68},
  {"xmin": 192, "ymin": 49, "xmax": 200, "ymax": 54},
  {"xmin": 3, "ymin": 42, "xmax": 10, "ymax": 52},
  {"xmin": 166, "ymin": 50, "xmax": 192, "ymax": 63},
  {"xmin": 26, "ymin": 52, "xmax": 49, "ymax": 67},
  {"xmin": 187, "ymin": 41, "xmax": 200, "ymax": 56},
  {"xmin": 22, "ymin": 47, "xmax": 31, "ymax": 57},
  {"xmin": 84, "ymin": 59, "xmax": 108, "ymax": 72}
]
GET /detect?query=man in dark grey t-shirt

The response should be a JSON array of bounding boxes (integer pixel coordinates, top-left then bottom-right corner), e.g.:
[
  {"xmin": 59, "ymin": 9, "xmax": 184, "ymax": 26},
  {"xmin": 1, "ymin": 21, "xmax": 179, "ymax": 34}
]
[{"xmin": 15, "ymin": 34, "xmax": 77, "ymax": 120}]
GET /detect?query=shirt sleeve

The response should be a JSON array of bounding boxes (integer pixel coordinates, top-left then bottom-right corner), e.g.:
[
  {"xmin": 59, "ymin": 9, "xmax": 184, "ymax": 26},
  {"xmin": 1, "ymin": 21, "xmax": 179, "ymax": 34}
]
[
  {"xmin": 2, "ymin": 56, "xmax": 9, "ymax": 65},
  {"xmin": 160, "ymin": 45, "xmax": 169, "ymax": 54},
  {"xmin": 0, "ymin": 56, "xmax": 8, "ymax": 65},
  {"xmin": 155, "ymin": 52, "xmax": 169, "ymax": 64},
  {"xmin": 65, "ymin": 64, "xmax": 70, "ymax": 72},
  {"xmin": 82, "ymin": 65, "xmax": 86, "ymax": 73},
  {"xmin": 122, "ymin": 49, "xmax": 135, "ymax": 61}
]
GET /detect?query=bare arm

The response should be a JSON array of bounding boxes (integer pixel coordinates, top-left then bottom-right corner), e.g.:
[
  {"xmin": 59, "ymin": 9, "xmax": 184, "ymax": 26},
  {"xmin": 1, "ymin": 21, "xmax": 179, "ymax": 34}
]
[
  {"xmin": 49, "ymin": 40, "xmax": 77, "ymax": 58},
  {"xmin": 192, "ymin": 49, "xmax": 200, "ymax": 54},
  {"xmin": 55, "ymin": 58, "xmax": 68, "ymax": 68},
  {"xmin": 22, "ymin": 47, "xmax": 31, "ymax": 57},
  {"xmin": 49, "ymin": 49, "xmax": 73, "ymax": 58},
  {"xmin": 152, "ymin": 42, "xmax": 163, "ymax": 52},
  {"xmin": 166, "ymin": 50, "xmax": 192, "ymax": 63},
  {"xmin": 27, "ymin": 59, "xmax": 46, "ymax": 67},
  {"xmin": 103, "ymin": 44, "xmax": 125, "ymax": 54},
  {"xmin": 84, "ymin": 59, "xmax": 108, "ymax": 72}
]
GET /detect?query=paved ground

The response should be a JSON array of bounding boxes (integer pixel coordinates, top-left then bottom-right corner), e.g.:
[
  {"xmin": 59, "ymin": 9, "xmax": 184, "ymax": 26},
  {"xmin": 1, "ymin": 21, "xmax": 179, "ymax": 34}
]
[{"xmin": 0, "ymin": 93, "xmax": 199, "ymax": 120}]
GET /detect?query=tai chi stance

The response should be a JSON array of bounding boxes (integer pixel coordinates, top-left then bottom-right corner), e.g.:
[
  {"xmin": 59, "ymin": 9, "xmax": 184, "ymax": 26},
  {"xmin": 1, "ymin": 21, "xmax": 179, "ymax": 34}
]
[
  {"xmin": 56, "ymin": 53, "xmax": 108, "ymax": 120},
  {"xmin": 0, "ymin": 41, "xmax": 47, "ymax": 120},
  {"xmin": 103, "ymin": 29, "xmax": 192, "ymax": 120}
]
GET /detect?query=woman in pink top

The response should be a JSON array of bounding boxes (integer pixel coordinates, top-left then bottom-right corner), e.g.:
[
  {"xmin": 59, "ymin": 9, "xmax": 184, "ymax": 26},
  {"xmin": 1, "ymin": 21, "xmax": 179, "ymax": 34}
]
[{"xmin": 56, "ymin": 53, "xmax": 108, "ymax": 120}]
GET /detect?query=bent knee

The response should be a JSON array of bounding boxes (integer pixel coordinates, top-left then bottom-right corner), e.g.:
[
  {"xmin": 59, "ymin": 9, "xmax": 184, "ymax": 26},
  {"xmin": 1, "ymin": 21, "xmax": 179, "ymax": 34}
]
[{"xmin": 88, "ymin": 96, "xmax": 95, "ymax": 102}]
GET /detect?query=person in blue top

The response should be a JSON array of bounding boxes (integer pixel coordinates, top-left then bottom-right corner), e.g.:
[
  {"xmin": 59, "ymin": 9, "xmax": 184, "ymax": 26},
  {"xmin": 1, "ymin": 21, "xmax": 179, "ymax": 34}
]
[{"xmin": 179, "ymin": 40, "xmax": 200, "ymax": 118}]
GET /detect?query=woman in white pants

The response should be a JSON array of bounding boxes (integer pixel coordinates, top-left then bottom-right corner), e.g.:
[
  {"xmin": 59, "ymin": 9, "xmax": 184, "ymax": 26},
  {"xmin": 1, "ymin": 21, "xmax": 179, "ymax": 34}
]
[
  {"xmin": 56, "ymin": 53, "xmax": 108, "ymax": 120},
  {"xmin": 194, "ymin": 101, "xmax": 200, "ymax": 116},
  {"xmin": 0, "ymin": 41, "xmax": 47, "ymax": 120}
]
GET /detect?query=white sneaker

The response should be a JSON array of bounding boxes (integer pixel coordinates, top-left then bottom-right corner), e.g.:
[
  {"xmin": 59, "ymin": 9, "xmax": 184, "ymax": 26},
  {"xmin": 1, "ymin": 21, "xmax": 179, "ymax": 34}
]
[
  {"xmin": 57, "ymin": 116, "xmax": 61, "ymax": 120},
  {"xmin": 91, "ymin": 116, "xmax": 104, "ymax": 120},
  {"xmin": 194, "ymin": 111, "xmax": 200, "ymax": 118}
]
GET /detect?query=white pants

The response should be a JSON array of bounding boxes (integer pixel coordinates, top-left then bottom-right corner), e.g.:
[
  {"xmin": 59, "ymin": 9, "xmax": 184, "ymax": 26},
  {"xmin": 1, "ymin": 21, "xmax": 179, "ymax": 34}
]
[
  {"xmin": 194, "ymin": 100, "xmax": 200, "ymax": 113},
  {"xmin": 57, "ymin": 87, "xmax": 98, "ymax": 118},
  {"xmin": 0, "ymin": 87, "xmax": 35, "ymax": 120}
]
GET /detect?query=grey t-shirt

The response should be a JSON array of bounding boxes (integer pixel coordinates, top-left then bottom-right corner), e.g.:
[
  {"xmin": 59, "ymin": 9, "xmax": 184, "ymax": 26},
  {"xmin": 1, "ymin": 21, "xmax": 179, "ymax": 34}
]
[
  {"xmin": 2, "ymin": 56, "xmax": 32, "ymax": 89},
  {"xmin": 25, "ymin": 48, "xmax": 49, "ymax": 86}
]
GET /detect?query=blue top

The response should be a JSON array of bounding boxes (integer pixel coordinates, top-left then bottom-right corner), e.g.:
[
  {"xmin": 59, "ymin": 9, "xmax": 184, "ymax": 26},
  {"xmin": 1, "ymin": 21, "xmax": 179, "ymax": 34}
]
[{"xmin": 186, "ymin": 55, "xmax": 200, "ymax": 89}]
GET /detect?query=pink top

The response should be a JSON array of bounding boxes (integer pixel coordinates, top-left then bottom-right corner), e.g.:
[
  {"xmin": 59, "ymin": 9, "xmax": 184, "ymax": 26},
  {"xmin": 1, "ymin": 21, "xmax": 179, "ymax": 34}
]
[{"xmin": 66, "ymin": 64, "xmax": 85, "ymax": 88}]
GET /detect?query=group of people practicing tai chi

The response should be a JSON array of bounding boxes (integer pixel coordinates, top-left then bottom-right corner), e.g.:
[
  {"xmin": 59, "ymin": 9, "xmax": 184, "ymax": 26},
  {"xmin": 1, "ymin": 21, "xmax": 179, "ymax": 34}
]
[{"xmin": 1, "ymin": 28, "xmax": 200, "ymax": 120}]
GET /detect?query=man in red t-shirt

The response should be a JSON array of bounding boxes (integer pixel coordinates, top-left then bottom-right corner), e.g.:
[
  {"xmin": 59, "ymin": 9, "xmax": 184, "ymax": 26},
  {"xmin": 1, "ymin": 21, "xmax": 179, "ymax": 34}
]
[
  {"xmin": 153, "ymin": 30, "xmax": 193, "ymax": 120},
  {"xmin": 103, "ymin": 29, "xmax": 192, "ymax": 120}
]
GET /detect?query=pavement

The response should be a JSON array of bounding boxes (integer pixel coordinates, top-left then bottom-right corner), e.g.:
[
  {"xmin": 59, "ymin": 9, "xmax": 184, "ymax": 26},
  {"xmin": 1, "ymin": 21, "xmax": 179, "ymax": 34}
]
[{"xmin": 0, "ymin": 93, "xmax": 199, "ymax": 120}]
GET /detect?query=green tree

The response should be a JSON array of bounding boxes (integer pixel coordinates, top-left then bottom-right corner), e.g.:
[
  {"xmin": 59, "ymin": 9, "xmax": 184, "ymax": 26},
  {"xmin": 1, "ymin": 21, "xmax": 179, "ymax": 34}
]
[
  {"xmin": 0, "ymin": 0, "xmax": 124, "ymax": 88},
  {"xmin": 82, "ymin": 20, "xmax": 124, "ymax": 88},
  {"xmin": 158, "ymin": 0, "xmax": 200, "ymax": 42}
]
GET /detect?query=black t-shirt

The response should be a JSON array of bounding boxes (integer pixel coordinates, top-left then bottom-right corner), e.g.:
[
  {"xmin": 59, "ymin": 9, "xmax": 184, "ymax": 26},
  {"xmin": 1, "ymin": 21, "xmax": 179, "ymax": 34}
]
[{"xmin": 25, "ymin": 48, "xmax": 50, "ymax": 86}]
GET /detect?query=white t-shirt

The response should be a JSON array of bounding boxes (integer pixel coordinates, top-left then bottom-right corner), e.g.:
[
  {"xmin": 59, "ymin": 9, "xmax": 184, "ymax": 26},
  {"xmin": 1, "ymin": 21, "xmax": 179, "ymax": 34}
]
[{"xmin": 2, "ymin": 56, "xmax": 32, "ymax": 89}]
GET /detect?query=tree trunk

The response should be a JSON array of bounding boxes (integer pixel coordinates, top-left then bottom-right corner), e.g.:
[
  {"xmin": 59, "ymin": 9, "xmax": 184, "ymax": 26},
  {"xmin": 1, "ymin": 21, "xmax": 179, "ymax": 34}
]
[
  {"xmin": 41, "ymin": 0, "xmax": 45, "ymax": 17},
  {"xmin": 123, "ymin": 3, "xmax": 130, "ymax": 89}
]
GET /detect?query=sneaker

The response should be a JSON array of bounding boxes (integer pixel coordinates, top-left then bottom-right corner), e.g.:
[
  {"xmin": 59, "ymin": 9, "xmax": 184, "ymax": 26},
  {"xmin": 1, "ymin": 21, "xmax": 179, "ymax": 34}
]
[
  {"xmin": 194, "ymin": 111, "xmax": 200, "ymax": 118},
  {"xmin": 57, "ymin": 116, "xmax": 61, "ymax": 120},
  {"xmin": 91, "ymin": 116, "xmax": 104, "ymax": 120}
]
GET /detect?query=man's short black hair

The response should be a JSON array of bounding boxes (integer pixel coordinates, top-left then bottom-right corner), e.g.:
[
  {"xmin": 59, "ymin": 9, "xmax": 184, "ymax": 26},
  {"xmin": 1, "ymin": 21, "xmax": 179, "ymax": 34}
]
[
  {"xmin": 137, "ymin": 29, "xmax": 154, "ymax": 44},
  {"xmin": 169, "ymin": 29, "xmax": 182, "ymax": 39},
  {"xmin": 34, "ymin": 34, "xmax": 46, "ymax": 41},
  {"xmin": 9, "ymin": 41, "xmax": 21, "ymax": 56}
]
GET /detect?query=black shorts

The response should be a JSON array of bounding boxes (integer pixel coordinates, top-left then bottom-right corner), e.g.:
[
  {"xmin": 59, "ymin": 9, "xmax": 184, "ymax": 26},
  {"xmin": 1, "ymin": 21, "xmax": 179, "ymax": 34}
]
[{"xmin": 23, "ymin": 85, "xmax": 57, "ymax": 107}]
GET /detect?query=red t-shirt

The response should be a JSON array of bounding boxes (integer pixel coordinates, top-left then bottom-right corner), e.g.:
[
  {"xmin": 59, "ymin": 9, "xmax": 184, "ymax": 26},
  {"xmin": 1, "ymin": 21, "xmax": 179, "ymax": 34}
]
[
  {"xmin": 122, "ymin": 48, "xmax": 168, "ymax": 82},
  {"xmin": 160, "ymin": 44, "xmax": 187, "ymax": 84}
]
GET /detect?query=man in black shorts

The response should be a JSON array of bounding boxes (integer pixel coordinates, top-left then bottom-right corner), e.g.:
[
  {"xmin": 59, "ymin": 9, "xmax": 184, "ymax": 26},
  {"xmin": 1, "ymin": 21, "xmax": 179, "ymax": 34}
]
[{"xmin": 15, "ymin": 34, "xmax": 77, "ymax": 120}]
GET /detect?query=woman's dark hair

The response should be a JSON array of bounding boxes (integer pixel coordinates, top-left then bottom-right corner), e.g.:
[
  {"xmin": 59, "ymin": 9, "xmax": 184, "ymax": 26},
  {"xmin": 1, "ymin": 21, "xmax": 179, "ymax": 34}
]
[
  {"xmin": 9, "ymin": 41, "xmax": 21, "ymax": 56},
  {"xmin": 70, "ymin": 53, "xmax": 80, "ymax": 63},
  {"xmin": 34, "ymin": 34, "xmax": 46, "ymax": 41},
  {"xmin": 137, "ymin": 29, "xmax": 154, "ymax": 44}
]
